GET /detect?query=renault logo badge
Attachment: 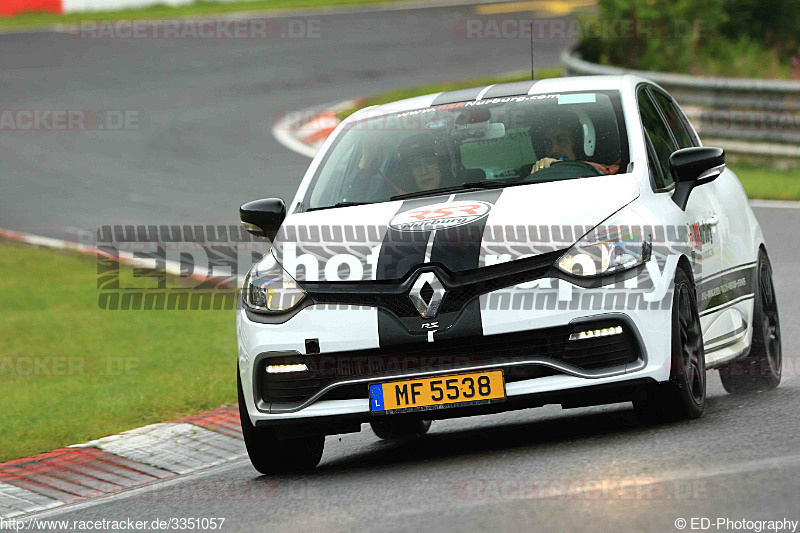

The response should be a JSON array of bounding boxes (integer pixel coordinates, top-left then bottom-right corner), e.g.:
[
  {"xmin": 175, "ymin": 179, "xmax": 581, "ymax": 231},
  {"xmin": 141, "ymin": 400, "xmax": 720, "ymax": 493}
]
[{"xmin": 409, "ymin": 272, "xmax": 446, "ymax": 318}]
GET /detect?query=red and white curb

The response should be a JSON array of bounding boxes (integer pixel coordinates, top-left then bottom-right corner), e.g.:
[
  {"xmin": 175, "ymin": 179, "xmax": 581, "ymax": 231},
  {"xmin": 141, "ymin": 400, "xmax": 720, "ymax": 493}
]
[
  {"xmin": 272, "ymin": 98, "xmax": 365, "ymax": 159},
  {"xmin": 0, "ymin": 230, "xmax": 246, "ymax": 520},
  {"xmin": 0, "ymin": 408, "xmax": 244, "ymax": 519},
  {"xmin": 0, "ymin": 228, "xmax": 242, "ymax": 287}
]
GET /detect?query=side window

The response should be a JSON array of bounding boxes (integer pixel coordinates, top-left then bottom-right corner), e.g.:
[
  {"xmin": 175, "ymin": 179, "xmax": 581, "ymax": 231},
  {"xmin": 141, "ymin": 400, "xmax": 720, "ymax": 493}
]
[
  {"xmin": 638, "ymin": 87, "xmax": 678, "ymax": 189},
  {"xmin": 651, "ymin": 91, "xmax": 696, "ymax": 148}
]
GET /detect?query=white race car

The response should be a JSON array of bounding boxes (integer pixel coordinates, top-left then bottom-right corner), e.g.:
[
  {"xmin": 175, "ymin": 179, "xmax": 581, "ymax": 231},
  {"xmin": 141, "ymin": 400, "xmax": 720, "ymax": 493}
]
[{"xmin": 236, "ymin": 75, "xmax": 781, "ymax": 473}]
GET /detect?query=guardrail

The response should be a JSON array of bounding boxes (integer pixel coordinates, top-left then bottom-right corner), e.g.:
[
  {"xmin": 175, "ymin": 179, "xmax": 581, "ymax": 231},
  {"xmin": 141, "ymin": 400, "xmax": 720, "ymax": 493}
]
[{"xmin": 561, "ymin": 47, "xmax": 800, "ymax": 158}]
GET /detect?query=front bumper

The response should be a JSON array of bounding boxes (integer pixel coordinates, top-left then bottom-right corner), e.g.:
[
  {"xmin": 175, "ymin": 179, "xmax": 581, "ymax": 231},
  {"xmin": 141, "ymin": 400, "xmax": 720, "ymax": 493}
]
[{"xmin": 237, "ymin": 276, "xmax": 674, "ymax": 428}]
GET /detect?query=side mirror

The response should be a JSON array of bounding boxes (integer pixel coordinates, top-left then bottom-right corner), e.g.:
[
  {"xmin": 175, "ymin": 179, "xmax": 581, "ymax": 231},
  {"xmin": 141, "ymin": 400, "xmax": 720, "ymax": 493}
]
[
  {"xmin": 239, "ymin": 198, "xmax": 286, "ymax": 241},
  {"xmin": 669, "ymin": 147, "xmax": 725, "ymax": 210}
]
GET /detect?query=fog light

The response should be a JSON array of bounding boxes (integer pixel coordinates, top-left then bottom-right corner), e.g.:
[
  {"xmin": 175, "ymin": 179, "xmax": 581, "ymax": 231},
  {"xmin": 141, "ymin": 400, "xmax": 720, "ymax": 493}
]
[
  {"xmin": 569, "ymin": 326, "xmax": 623, "ymax": 341},
  {"xmin": 266, "ymin": 363, "xmax": 308, "ymax": 374}
]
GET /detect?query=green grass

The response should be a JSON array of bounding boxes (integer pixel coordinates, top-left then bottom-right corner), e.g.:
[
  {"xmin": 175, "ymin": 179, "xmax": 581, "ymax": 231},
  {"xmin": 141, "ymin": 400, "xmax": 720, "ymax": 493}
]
[
  {"xmin": 735, "ymin": 166, "xmax": 800, "ymax": 201},
  {"xmin": 337, "ymin": 66, "xmax": 564, "ymax": 121},
  {"xmin": 0, "ymin": 241, "xmax": 237, "ymax": 462},
  {"xmin": 0, "ymin": 0, "xmax": 426, "ymax": 29}
]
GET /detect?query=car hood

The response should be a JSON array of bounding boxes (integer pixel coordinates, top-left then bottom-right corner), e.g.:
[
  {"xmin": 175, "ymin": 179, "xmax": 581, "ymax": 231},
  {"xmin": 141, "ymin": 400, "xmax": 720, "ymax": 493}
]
[{"xmin": 272, "ymin": 173, "xmax": 639, "ymax": 282}]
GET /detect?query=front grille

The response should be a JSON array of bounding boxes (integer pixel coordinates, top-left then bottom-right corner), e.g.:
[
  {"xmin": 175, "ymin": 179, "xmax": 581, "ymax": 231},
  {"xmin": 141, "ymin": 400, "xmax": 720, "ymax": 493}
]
[
  {"xmin": 258, "ymin": 319, "xmax": 641, "ymax": 407},
  {"xmin": 304, "ymin": 251, "xmax": 561, "ymax": 318}
]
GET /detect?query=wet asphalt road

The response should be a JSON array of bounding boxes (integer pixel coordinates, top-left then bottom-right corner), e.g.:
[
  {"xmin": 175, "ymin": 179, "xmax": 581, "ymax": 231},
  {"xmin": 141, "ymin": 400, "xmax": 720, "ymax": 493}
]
[
  {"xmin": 3, "ymin": 2, "xmax": 800, "ymax": 532},
  {"xmin": 0, "ymin": 2, "xmax": 569, "ymax": 239},
  {"xmin": 31, "ymin": 206, "xmax": 800, "ymax": 533}
]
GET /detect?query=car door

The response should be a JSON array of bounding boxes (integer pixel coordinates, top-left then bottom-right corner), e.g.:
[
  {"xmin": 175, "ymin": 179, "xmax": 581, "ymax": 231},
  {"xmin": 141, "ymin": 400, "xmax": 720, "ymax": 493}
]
[{"xmin": 637, "ymin": 85, "xmax": 724, "ymax": 315}]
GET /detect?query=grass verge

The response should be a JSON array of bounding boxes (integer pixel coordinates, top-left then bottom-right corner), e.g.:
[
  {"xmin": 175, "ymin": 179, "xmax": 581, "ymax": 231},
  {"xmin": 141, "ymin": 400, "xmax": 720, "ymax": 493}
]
[
  {"xmin": 735, "ymin": 166, "xmax": 800, "ymax": 201},
  {"xmin": 0, "ymin": 240, "xmax": 236, "ymax": 462},
  {"xmin": 0, "ymin": 0, "xmax": 427, "ymax": 29}
]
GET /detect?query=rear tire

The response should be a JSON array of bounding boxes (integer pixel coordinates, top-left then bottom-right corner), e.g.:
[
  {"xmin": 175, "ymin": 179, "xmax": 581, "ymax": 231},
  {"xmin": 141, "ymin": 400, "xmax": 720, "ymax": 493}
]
[
  {"xmin": 370, "ymin": 419, "xmax": 432, "ymax": 440},
  {"xmin": 238, "ymin": 369, "xmax": 324, "ymax": 474},
  {"xmin": 718, "ymin": 250, "xmax": 781, "ymax": 393},
  {"xmin": 634, "ymin": 267, "xmax": 706, "ymax": 422}
]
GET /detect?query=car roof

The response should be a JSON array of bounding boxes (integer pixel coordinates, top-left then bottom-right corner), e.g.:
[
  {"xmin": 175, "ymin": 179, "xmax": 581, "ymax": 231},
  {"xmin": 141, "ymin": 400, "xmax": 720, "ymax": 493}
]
[{"xmin": 346, "ymin": 75, "xmax": 657, "ymax": 122}]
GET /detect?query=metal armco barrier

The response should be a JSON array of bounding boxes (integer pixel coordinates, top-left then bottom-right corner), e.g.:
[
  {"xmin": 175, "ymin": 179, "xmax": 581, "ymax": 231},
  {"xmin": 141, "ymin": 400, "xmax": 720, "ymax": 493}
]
[{"xmin": 562, "ymin": 47, "xmax": 800, "ymax": 155}]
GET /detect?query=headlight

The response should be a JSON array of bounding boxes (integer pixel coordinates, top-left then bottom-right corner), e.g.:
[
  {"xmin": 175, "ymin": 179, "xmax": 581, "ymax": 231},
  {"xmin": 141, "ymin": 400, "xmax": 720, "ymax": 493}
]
[
  {"xmin": 242, "ymin": 252, "xmax": 306, "ymax": 313},
  {"xmin": 557, "ymin": 224, "xmax": 651, "ymax": 277}
]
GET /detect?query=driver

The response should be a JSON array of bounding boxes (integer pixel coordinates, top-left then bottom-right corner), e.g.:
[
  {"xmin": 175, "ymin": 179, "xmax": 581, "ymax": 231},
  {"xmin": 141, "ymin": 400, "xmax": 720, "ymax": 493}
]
[
  {"xmin": 395, "ymin": 134, "xmax": 452, "ymax": 193},
  {"xmin": 528, "ymin": 114, "xmax": 620, "ymax": 175}
]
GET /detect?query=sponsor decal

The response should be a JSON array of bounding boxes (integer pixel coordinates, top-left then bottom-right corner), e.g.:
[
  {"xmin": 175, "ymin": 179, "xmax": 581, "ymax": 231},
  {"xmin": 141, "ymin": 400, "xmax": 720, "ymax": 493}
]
[
  {"xmin": 388, "ymin": 201, "xmax": 492, "ymax": 232},
  {"xmin": 688, "ymin": 221, "xmax": 714, "ymax": 248}
]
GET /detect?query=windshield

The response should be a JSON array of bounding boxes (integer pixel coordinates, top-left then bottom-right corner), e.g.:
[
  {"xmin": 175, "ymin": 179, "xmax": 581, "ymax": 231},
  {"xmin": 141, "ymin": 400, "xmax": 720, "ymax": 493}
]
[{"xmin": 304, "ymin": 90, "xmax": 628, "ymax": 210}]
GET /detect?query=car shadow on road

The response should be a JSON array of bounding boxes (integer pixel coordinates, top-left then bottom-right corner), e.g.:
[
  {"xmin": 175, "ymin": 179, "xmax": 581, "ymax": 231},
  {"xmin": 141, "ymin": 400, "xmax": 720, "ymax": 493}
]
[{"xmin": 313, "ymin": 402, "xmax": 672, "ymax": 474}]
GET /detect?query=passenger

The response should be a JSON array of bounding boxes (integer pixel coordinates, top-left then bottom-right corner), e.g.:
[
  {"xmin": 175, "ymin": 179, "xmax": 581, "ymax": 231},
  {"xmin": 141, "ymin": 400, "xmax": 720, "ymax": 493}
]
[{"xmin": 386, "ymin": 134, "xmax": 452, "ymax": 194}]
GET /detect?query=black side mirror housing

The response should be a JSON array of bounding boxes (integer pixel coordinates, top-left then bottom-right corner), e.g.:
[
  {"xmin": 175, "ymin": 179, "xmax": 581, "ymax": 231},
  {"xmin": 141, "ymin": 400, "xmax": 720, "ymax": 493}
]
[
  {"xmin": 669, "ymin": 147, "xmax": 725, "ymax": 210},
  {"xmin": 240, "ymin": 198, "xmax": 286, "ymax": 241}
]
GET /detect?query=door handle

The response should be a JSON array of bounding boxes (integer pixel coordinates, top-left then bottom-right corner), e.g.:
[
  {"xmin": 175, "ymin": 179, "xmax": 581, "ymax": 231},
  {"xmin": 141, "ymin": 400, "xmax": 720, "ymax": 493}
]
[{"xmin": 706, "ymin": 215, "xmax": 720, "ymax": 226}]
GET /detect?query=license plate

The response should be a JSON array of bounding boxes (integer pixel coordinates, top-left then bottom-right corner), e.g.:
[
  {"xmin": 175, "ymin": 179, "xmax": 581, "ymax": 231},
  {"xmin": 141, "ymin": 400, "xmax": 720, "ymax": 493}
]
[{"xmin": 369, "ymin": 370, "xmax": 505, "ymax": 414}]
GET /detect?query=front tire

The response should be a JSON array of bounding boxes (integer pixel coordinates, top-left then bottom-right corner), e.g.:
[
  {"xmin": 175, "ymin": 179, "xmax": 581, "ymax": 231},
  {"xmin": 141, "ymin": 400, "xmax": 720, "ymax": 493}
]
[
  {"xmin": 238, "ymin": 369, "xmax": 324, "ymax": 474},
  {"xmin": 718, "ymin": 250, "xmax": 782, "ymax": 393},
  {"xmin": 370, "ymin": 419, "xmax": 432, "ymax": 440},
  {"xmin": 634, "ymin": 267, "xmax": 706, "ymax": 422}
]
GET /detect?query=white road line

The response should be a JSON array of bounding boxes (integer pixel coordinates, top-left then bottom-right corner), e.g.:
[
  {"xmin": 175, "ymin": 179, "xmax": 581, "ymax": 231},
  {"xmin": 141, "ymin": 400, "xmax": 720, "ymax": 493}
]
[
  {"xmin": 384, "ymin": 453, "xmax": 800, "ymax": 518},
  {"xmin": 750, "ymin": 199, "xmax": 800, "ymax": 209}
]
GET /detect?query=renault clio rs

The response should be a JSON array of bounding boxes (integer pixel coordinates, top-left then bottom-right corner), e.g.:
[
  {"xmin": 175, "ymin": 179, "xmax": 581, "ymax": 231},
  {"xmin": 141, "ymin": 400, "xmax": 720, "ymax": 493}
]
[{"xmin": 236, "ymin": 75, "xmax": 781, "ymax": 474}]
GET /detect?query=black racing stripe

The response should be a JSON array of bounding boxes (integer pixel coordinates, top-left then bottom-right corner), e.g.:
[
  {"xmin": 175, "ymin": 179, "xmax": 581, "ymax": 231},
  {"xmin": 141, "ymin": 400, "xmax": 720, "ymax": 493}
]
[
  {"xmin": 431, "ymin": 86, "xmax": 486, "ymax": 106},
  {"xmin": 376, "ymin": 193, "xmax": 497, "ymax": 348},
  {"xmin": 375, "ymin": 197, "xmax": 443, "ymax": 281},
  {"xmin": 481, "ymin": 80, "xmax": 539, "ymax": 100},
  {"xmin": 377, "ymin": 302, "xmax": 484, "ymax": 348},
  {"xmin": 696, "ymin": 264, "xmax": 756, "ymax": 314},
  {"xmin": 428, "ymin": 189, "xmax": 504, "ymax": 272},
  {"xmin": 434, "ymin": 300, "xmax": 483, "ymax": 342}
]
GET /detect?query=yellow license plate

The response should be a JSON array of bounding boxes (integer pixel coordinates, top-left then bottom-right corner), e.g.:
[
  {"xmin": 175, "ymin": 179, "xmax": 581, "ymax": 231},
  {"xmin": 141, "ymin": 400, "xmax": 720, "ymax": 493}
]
[{"xmin": 369, "ymin": 370, "xmax": 505, "ymax": 413}]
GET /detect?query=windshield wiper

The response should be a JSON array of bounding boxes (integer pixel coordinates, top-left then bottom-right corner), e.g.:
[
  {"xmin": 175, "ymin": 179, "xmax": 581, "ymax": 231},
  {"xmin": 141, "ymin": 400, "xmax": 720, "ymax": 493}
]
[
  {"xmin": 305, "ymin": 201, "xmax": 369, "ymax": 212},
  {"xmin": 389, "ymin": 178, "xmax": 524, "ymax": 201}
]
